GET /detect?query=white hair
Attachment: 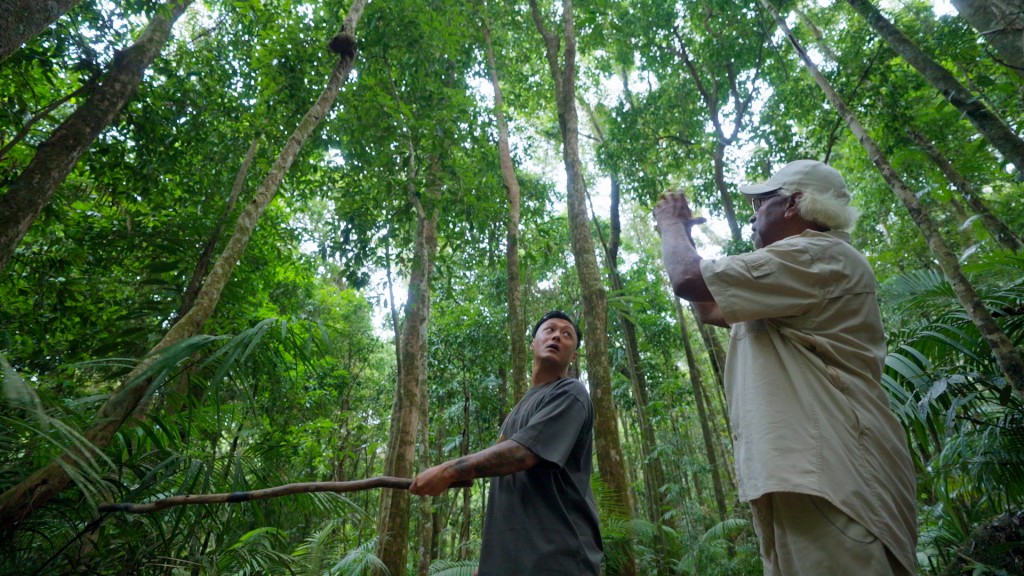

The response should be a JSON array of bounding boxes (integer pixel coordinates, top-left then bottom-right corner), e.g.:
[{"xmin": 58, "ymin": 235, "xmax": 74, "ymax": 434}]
[{"xmin": 779, "ymin": 188, "xmax": 860, "ymax": 232}]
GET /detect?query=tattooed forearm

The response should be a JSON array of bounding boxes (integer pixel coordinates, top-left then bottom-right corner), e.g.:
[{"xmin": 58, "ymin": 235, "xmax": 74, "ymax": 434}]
[{"xmin": 451, "ymin": 440, "xmax": 540, "ymax": 480}]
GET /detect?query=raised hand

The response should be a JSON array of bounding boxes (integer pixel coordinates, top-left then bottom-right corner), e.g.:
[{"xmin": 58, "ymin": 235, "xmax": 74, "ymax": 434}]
[{"xmin": 653, "ymin": 191, "xmax": 706, "ymax": 233}]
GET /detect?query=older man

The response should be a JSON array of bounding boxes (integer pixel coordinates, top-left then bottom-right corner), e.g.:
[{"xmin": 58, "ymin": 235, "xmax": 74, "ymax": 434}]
[{"xmin": 654, "ymin": 160, "xmax": 917, "ymax": 576}]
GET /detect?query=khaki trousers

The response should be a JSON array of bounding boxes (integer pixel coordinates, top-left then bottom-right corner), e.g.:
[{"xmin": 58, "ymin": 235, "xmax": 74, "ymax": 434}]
[{"xmin": 750, "ymin": 492, "xmax": 911, "ymax": 576}]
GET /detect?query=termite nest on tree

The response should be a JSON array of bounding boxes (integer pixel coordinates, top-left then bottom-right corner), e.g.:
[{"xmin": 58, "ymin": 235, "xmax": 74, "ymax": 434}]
[{"xmin": 328, "ymin": 33, "xmax": 357, "ymax": 58}]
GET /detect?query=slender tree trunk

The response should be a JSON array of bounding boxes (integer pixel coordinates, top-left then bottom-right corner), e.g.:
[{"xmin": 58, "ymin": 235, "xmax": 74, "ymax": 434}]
[
  {"xmin": 0, "ymin": 0, "xmax": 367, "ymax": 530},
  {"xmin": 376, "ymin": 167, "xmax": 441, "ymax": 576},
  {"xmin": 0, "ymin": 0, "xmax": 82, "ymax": 62},
  {"xmin": 695, "ymin": 319, "xmax": 726, "ymax": 390},
  {"xmin": 480, "ymin": 3, "xmax": 528, "ymax": 404},
  {"xmin": 177, "ymin": 137, "xmax": 261, "ymax": 319},
  {"xmin": 843, "ymin": 0, "xmax": 1024, "ymax": 173},
  {"xmin": 675, "ymin": 299, "xmax": 728, "ymax": 522},
  {"xmin": 795, "ymin": 6, "xmax": 840, "ymax": 62},
  {"xmin": 762, "ymin": 0, "xmax": 1024, "ymax": 401},
  {"xmin": 415, "ymin": 373, "xmax": 433, "ymax": 576},
  {"xmin": 583, "ymin": 105, "xmax": 673, "ymax": 536},
  {"xmin": 0, "ymin": 0, "xmax": 192, "ymax": 273},
  {"xmin": 529, "ymin": 2, "xmax": 636, "ymax": 573},
  {"xmin": 951, "ymin": 0, "xmax": 1024, "ymax": 79},
  {"xmin": 692, "ymin": 306, "xmax": 735, "ymax": 490},
  {"xmin": 710, "ymin": 142, "xmax": 743, "ymax": 244},
  {"xmin": 906, "ymin": 129, "xmax": 1023, "ymax": 252},
  {"xmin": 672, "ymin": 33, "xmax": 744, "ymax": 244},
  {"xmin": 159, "ymin": 138, "xmax": 261, "ymax": 418},
  {"xmin": 459, "ymin": 379, "xmax": 472, "ymax": 560}
]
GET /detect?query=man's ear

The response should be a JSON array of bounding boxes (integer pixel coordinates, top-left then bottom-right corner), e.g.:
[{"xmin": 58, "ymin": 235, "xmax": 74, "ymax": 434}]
[
  {"xmin": 784, "ymin": 192, "xmax": 801, "ymax": 218},
  {"xmin": 570, "ymin": 350, "xmax": 578, "ymax": 364}
]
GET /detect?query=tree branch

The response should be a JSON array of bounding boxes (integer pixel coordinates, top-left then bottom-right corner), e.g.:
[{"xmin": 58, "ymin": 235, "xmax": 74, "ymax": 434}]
[{"xmin": 99, "ymin": 476, "xmax": 473, "ymax": 514}]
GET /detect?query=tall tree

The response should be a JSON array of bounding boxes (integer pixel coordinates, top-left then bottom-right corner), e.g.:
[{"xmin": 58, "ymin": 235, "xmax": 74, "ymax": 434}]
[
  {"xmin": 584, "ymin": 102, "xmax": 673, "ymax": 569},
  {"xmin": 0, "ymin": 0, "xmax": 82, "ymax": 62},
  {"xmin": 529, "ymin": 1, "xmax": 636, "ymax": 573},
  {"xmin": 0, "ymin": 0, "xmax": 367, "ymax": 529},
  {"xmin": 376, "ymin": 163, "xmax": 441, "ymax": 576},
  {"xmin": 759, "ymin": 0, "xmax": 1024, "ymax": 401},
  {"xmin": 844, "ymin": 0, "xmax": 1024, "ymax": 173},
  {"xmin": 479, "ymin": 1, "xmax": 529, "ymax": 404},
  {"xmin": 0, "ymin": 0, "xmax": 192, "ymax": 273}
]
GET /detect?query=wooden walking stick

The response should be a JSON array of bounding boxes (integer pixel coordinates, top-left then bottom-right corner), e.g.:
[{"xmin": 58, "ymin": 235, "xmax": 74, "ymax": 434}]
[{"xmin": 99, "ymin": 476, "xmax": 472, "ymax": 514}]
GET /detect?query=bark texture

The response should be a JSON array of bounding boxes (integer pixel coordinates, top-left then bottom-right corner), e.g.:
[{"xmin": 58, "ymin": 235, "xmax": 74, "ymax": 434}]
[
  {"xmin": 0, "ymin": 0, "xmax": 192, "ymax": 273},
  {"xmin": 0, "ymin": 0, "xmax": 82, "ymax": 62},
  {"xmin": 376, "ymin": 186, "xmax": 439, "ymax": 576}
]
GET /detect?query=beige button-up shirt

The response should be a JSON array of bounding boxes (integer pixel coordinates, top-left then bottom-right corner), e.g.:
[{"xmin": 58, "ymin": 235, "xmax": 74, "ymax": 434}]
[{"xmin": 701, "ymin": 230, "xmax": 917, "ymax": 574}]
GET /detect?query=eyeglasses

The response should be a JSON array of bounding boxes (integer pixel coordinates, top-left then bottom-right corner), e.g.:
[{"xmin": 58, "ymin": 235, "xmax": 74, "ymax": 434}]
[{"xmin": 750, "ymin": 193, "xmax": 780, "ymax": 212}]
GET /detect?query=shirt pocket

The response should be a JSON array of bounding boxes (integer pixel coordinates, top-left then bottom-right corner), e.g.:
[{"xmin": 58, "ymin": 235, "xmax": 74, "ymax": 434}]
[{"xmin": 744, "ymin": 252, "xmax": 775, "ymax": 278}]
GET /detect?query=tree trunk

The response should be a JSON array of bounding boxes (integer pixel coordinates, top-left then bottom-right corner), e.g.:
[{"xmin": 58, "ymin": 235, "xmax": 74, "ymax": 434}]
[
  {"xmin": 177, "ymin": 137, "xmax": 261, "ymax": 320},
  {"xmin": 459, "ymin": 379, "xmax": 472, "ymax": 560},
  {"xmin": 0, "ymin": 0, "xmax": 82, "ymax": 62},
  {"xmin": 480, "ymin": 4, "xmax": 528, "ymax": 404},
  {"xmin": 605, "ymin": 176, "xmax": 672, "ymax": 573},
  {"xmin": 415, "ymin": 372, "xmax": 433, "ymax": 576},
  {"xmin": 0, "ymin": 0, "xmax": 367, "ymax": 530},
  {"xmin": 711, "ymin": 142, "xmax": 743, "ymax": 244},
  {"xmin": 0, "ymin": 0, "xmax": 192, "ymax": 274},
  {"xmin": 843, "ymin": 0, "xmax": 1024, "ymax": 173},
  {"xmin": 762, "ymin": 0, "xmax": 1024, "ymax": 401},
  {"xmin": 529, "ymin": 2, "xmax": 636, "ymax": 573},
  {"xmin": 376, "ymin": 167, "xmax": 441, "ymax": 576},
  {"xmin": 695, "ymin": 319, "xmax": 726, "ymax": 390},
  {"xmin": 906, "ymin": 129, "xmax": 1023, "ymax": 252},
  {"xmin": 675, "ymin": 299, "xmax": 728, "ymax": 522},
  {"xmin": 951, "ymin": 0, "xmax": 1024, "ymax": 80},
  {"xmin": 159, "ymin": 138, "xmax": 261, "ymax": 418},
  {"xmin": 583, "ymin": 104, "xmax": 673, "ymax": 537}
]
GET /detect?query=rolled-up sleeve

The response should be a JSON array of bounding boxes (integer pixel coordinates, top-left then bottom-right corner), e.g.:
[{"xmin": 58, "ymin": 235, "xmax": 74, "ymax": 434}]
[{"xmin": 701, "ymin": 242, "xmax": 822, "ymax": 325}]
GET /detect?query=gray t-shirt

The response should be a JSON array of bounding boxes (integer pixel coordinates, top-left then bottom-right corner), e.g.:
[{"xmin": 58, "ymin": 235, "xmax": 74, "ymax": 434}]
[{"xmin": 477, "ymin": 377, "xmax": 603, "ymax": 575}]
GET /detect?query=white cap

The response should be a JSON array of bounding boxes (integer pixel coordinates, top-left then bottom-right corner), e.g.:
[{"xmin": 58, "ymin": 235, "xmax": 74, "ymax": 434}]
[{"xmin": 739, "ymin": 160, "xmax": 850, "ymax": 202}]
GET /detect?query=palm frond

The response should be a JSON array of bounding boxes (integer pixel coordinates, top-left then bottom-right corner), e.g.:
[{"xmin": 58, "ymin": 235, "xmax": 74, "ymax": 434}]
[
  {"xmin": 328, "ymin": 535, "xmax": 386, "ymax": 576},
  {"xmin": 216, "ymin": 526, "xmax": 293, "ymax": 576}
]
